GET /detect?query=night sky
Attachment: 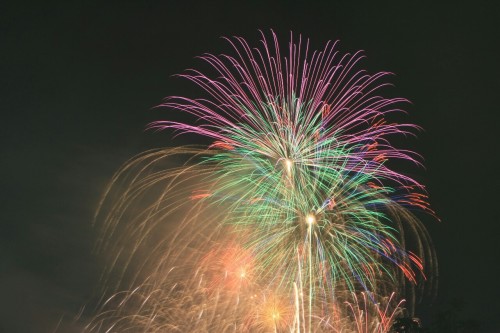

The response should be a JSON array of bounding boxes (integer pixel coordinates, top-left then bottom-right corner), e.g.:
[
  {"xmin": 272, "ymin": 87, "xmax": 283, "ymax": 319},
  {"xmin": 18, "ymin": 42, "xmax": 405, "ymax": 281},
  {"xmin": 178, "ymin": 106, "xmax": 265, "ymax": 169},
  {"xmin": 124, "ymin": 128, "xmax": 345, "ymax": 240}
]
[{"xmin": 2, "ymin": 1, "xmax": 499, "ymax": 332}]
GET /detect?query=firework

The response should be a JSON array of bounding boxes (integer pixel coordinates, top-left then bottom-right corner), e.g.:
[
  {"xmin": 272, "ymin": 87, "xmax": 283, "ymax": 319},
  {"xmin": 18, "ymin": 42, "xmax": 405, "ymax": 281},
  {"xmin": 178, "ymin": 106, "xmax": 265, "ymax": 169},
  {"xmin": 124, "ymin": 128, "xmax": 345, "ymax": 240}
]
[{"xmin": 88, "ymin": 31, "xmax": 436, "ymax": 332}]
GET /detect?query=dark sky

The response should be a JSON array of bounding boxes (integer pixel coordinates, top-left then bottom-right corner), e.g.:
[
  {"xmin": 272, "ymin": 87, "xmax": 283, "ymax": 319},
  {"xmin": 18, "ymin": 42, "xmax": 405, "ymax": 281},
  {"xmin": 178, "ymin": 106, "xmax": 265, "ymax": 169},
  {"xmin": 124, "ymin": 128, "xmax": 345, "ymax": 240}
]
[{"xmin": 2, "ymin": 1, "xmax": 499, "ymax": 332}]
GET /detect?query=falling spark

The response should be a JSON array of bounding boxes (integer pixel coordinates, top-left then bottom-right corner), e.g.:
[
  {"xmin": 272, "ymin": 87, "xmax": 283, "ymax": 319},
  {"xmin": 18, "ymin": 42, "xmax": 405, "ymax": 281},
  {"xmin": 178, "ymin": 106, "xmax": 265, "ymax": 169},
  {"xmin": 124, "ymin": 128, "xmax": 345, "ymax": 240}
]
[{"xmin": 88, "ymin": 31, "xmax": 437, "ymax": 332}]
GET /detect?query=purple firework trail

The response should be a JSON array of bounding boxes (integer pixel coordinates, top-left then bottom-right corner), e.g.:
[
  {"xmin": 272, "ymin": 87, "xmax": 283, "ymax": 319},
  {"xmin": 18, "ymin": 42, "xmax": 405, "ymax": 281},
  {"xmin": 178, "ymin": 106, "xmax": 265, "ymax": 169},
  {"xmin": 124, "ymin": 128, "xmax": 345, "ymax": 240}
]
[{"xmin": 89, "ymin": 31, "xmax": 437, "ymax": 332}]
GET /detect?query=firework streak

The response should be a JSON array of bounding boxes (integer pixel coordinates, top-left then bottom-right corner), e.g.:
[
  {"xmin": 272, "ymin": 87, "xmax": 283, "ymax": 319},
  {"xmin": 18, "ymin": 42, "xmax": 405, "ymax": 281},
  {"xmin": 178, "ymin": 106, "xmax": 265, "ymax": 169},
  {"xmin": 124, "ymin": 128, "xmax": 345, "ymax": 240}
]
[{"xmin": 88, "ymin": 31, "xmax": 437, "ymax": 332}]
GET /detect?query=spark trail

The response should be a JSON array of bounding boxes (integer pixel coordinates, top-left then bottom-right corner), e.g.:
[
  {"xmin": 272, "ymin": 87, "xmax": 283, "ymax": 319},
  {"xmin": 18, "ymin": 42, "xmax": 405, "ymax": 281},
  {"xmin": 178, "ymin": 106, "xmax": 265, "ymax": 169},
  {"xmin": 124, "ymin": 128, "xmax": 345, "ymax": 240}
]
[{"xmin": 87, "ymin": 31, "xmax": 437, "ymax": 332}]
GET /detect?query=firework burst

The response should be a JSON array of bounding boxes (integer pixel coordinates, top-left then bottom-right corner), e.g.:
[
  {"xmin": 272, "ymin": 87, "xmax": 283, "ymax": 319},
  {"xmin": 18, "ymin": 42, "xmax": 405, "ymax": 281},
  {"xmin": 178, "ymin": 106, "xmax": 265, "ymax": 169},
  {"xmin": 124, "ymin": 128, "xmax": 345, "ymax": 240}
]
[{"xmin": 88, "ymin": 31, "xmax": 436, "ymax": 332}]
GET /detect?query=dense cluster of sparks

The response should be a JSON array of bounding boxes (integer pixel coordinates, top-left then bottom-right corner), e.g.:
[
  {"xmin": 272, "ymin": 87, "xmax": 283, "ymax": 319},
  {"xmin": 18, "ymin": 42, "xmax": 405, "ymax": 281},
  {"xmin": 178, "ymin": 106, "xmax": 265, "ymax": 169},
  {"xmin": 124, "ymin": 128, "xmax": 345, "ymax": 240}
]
[{"xmin": 87, "ymin": 31, "xmax": 436, "ymax": 332}]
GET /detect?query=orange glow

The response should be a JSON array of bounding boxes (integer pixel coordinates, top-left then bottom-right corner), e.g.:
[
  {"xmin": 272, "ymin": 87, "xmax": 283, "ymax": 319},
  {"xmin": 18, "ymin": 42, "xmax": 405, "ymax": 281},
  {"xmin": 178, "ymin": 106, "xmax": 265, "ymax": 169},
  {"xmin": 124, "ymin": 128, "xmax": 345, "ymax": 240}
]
[
  {"xmin": 200, "ymin": 242, "xmax": 255, "ymax": 293},
  {"xmin": 209, "ymin": 140, "xmax": 235, "ymax": 150},
  {"xmin": 189, "ymin": 190, "xmax": 212, "ymax": 200}
]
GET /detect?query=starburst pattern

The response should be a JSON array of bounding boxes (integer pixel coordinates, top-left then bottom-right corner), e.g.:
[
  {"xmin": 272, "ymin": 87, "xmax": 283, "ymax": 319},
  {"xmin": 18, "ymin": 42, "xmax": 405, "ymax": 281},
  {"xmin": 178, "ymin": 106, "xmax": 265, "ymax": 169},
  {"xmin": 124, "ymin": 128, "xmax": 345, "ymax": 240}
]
[{"xmin": 88, "ymin": 31, "xmax": 436, "ymax": 332}]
